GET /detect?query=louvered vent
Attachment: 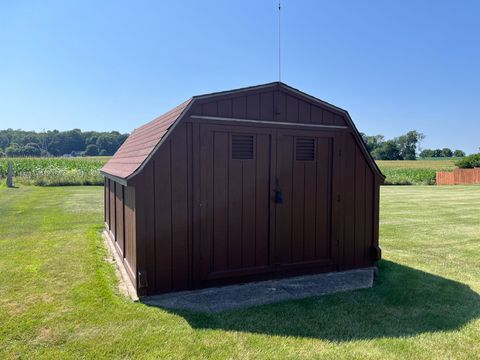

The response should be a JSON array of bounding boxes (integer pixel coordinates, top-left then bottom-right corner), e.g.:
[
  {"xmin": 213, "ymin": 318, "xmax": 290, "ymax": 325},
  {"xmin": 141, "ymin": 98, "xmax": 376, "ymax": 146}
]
[
  {"xmin": 296, "ymin": 138, "xmax": 315, "ymax": 161},
  {"xmin": 232, "ymin": 135, "xmax": 254, "ymax": 160}
]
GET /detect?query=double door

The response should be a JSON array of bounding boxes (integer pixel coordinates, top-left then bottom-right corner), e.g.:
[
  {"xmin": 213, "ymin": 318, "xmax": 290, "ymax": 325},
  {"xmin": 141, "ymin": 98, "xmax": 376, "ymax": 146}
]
[{"xmin": 199, "ymin": 123, "xmax": 337, "ymax": 282}]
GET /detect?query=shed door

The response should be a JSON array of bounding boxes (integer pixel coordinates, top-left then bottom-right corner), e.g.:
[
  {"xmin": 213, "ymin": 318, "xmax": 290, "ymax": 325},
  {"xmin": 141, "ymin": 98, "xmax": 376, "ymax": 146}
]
[
  {"xmin": 274, "ymin": 129, "xmax": 336, "ymax": 270},
  {"xmin": 199, "ymin": 124, "xmax": 273, "ymax": 281}
]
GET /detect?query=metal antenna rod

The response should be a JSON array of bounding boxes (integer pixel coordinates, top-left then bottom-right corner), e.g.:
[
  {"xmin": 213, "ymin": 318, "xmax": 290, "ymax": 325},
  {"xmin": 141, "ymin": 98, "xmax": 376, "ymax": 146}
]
[{"xmin": 278, "ymin": 0, "xmax": 281, "ymax": 82}]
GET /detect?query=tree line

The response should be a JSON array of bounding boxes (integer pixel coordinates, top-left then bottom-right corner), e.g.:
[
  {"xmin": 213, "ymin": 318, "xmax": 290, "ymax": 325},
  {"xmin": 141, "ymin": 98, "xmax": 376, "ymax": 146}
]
[
  {"xmin": 418, "ymin": 148, "xmax": 465, "ymax": 158},
  {"xmin": 361, "ymin": 130, "xmax": 465, "ymax": 160},
  {"xmin": 0, "ymin": 129, "xmax": 128, "ymax": 157}
]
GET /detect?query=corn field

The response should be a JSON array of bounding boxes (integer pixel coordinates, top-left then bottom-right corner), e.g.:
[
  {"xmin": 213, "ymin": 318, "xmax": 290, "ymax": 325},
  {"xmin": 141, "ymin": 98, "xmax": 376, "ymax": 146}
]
[{"xmin": 0, "ymin": 157, "xmax": 109, "ymax": 186}]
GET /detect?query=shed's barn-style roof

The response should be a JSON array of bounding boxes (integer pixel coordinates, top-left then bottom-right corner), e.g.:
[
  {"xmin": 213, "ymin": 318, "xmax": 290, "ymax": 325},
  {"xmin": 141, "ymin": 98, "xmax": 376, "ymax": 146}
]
[
  {"xmin": 101, "ymin": 82, "xmax": 383, "ymax": 181},
  {"xmin": 101, "ymin": 99, "xmax": 192, "ymax": 179}
]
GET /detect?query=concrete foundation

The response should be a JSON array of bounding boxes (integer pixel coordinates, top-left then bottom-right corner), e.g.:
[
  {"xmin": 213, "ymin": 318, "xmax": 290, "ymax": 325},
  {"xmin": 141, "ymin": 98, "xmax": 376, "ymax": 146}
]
[{"xmin": 143, "ymin": 268, "xmax": 375, "ymax": 313}]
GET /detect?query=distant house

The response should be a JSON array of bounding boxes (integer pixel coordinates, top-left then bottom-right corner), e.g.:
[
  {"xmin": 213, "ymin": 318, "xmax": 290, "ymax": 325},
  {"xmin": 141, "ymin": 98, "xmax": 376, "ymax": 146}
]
[{"xmin": 101, "ymin": 82, "xmax": 384, "ymax": 297}]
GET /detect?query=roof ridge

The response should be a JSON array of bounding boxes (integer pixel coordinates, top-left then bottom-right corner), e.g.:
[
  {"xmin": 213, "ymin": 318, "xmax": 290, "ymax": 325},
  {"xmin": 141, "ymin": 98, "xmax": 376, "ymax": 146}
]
[{"xmin": 192, "ymin": 81, "xmax": 281, "ymax": 100}]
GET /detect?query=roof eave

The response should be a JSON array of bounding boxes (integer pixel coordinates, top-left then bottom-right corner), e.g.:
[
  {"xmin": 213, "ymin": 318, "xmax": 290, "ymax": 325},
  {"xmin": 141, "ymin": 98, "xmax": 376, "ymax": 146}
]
[{"xmin": 100, "ymin": 170, "xmax": 128, "ymax": 186}]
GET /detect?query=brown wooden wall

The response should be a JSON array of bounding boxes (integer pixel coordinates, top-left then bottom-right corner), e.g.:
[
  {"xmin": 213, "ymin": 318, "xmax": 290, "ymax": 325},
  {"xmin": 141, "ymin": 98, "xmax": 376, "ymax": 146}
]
[
  {"xmin": 108, "ymin": 85, "xmax": 382, "ymax": 296},
  {"xmin": 133, "ymin": 123, "xmax": 192, "ymax": 294},
  {"xmin": 104, "ymin": 178, "xmax": 137, "ymax": 288},
  {"xmin": 123, "ymin": 186, "xmax": 136, "ymax": 281},
  {"xmin": 191, "ymin": 87, "xmax": 347, "ymax": 126},
  {"xmin": 339, "ymin": 133, "xmax": 378, "ymax": 269}
]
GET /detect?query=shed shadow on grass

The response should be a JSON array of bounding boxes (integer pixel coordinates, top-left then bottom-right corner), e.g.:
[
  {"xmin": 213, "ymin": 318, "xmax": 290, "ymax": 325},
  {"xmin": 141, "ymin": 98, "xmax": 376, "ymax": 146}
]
[{"xmin": 155, "ymin": 260, "xmax": 480, "ymax": 341}]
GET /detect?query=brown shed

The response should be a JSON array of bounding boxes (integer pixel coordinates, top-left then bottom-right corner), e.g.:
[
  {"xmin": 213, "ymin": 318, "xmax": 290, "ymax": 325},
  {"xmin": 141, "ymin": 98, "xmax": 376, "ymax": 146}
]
[{"xmin": 101, "ymin": 82, "xmax": 384, "ymax": 297}]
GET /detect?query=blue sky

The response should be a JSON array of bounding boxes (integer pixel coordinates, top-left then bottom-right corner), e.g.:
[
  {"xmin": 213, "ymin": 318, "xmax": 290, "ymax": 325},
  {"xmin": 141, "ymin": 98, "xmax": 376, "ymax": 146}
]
[{"xmin": 1, "ymin": 0, "xmax": 479, "ymax": 153}]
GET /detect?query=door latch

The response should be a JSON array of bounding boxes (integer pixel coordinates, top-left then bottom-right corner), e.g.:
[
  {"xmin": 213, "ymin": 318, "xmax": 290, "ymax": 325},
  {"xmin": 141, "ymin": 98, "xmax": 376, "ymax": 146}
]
[
  {"xmin": 273, "ymin": 177, "xmax": 283, "ymax": 204},
  {"xmin": 274, "ymin": 190, "xmax": 283, "ymax": 204}
]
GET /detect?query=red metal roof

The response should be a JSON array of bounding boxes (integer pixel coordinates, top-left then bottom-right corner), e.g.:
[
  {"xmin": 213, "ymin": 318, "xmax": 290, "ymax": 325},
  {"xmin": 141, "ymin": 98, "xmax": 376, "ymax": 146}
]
[{"xmin": 101, "ymin": 99, "xmax": 192, "ymax": 179}]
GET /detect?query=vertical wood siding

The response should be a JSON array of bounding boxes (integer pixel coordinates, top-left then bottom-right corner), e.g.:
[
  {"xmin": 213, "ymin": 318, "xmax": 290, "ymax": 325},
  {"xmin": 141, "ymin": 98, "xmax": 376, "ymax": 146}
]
[
  {"xmin": 275, "ymin": 131, "xmax": 334, "ymax": 268},
  {"xmin": 115, "ymin": 182, "xmax": 124, "ymax": 257},
  {"xmin": 193, "ymin": 88, "xmax": 347, "ymax": 126},
  {"xmin": 109, "ymin": 179, "xmax": 116, "ymax": 238},
  {"xmin": 105, "ymin": 178, "xmax": 110, "ymax": 229},
  {"xmin": 135, "ymin": 123, "xmax": 192, "ymax": 295},
  {"xmin": 104, "ymin": 179, "xmax": 137, "ymax": 289},
  {"xmin": 123, "ymin": 185, "xmax": 136, "ymax": 284},
  {"xmin": 200, "ymin": 125, "xmax": 271, "ymax": 280},
  {"xmin": 122, "ymin": 86, "xmax": 381, "ymax": 295},
  {"xmin": 339, "ymin": 133, "xmax": 377, "ymax": 269}
]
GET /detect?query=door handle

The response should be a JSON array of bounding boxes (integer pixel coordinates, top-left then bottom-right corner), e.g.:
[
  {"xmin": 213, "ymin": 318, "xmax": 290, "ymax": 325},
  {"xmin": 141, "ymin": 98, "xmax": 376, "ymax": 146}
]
[
  {"xmin": 273, "ymin": 190, "xmax": 283, "ymax": 204},
  {"xmin": 273, "ymin": 177, "xmax": 283, "ymax": 204}
]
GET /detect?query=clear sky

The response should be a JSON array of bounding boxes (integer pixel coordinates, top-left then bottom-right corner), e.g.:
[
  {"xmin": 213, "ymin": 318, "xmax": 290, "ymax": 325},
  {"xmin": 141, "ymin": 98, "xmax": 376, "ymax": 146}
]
[{"xmin": 1, "ymin": 0, "xmax": 479, "ymax": 153}]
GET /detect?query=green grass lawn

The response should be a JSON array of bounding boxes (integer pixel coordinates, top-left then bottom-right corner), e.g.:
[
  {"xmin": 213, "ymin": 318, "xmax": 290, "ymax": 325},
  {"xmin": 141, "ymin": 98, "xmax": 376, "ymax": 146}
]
[{"xmin": 0, "ymin": 185, "xmax": 479, "ymax": 359}]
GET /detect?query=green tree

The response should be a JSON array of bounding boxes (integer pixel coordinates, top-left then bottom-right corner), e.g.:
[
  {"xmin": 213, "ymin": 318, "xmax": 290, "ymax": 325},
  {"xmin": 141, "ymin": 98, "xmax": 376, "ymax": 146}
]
[
  {"xmin": 23, "ymin": 143, "xmax": 41, "ymax": 157},
  {"xmin": 0, "ymin": 135, "xmax": 9, "ymax": 149},
  {"xmin": 96, "ymin": 134, "xmax": 118, "ymax": 155},
  {"xmin": 396, "ymin": 131, "xmax": 425, "ymax": 160},
  {"xmin": 85, "ymin": 134, "xmax": 98, "ymax": 146},
  {"xmin": 372, "ymin": 140, "xmax": 402, "ymax": 160},
  {"xmin": 419, "ymin": 149, "xmax": 434, "ymax": 158},
  {"xmin": 46, "ymin": 130, "xmax": 65, "ymax": 156},
  {"xmin": 360, "ymin": 133, "xmax": 384, "ymax": 153},
  {"xmin": 455, "ymin": 153, "xmax": 480, "ymax": 168},
  {"xmin": 85, "ymin": 144, "xmax": 99, "ymax": 156},
  {"xmin": 432, "ymin": 149, "xmax": 443, "ymax": 158},
  {"xmin": 441, "ymin": 148, "xmax": 453, "ymax": 157},
  {"xmin": 453, "ymin": 149, "xmax": 465, "ymax": 157},
  {"xmin": 5, "ymin": 143, "xmax": 23, "ymax": 157},
  {"xmin": 18, "ymin": 133, "xmax": 39, "ymax": 146},
  {"xmin": 64, "ymin": 129, "xmax": 85, "ymax": 152}
]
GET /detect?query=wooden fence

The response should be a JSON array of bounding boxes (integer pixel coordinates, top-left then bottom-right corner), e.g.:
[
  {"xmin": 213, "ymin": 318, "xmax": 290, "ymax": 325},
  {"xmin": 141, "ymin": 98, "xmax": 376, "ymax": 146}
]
[{"xmin": 436, "ymin": 168, "xmax": 480, "ymax": 185}]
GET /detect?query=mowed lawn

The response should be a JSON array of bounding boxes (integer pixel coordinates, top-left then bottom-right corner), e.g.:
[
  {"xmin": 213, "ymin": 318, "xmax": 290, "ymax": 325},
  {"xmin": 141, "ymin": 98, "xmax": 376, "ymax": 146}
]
[{"xmin": 0, "ymin": 186, "xmax": 479, "ymax": 359}]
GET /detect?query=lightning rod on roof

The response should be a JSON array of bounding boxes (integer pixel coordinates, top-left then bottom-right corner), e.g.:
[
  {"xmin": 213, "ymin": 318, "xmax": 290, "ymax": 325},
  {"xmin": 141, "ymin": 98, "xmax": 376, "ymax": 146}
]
[{"xmin": 278, "ymin": 0, "xmax": 282, "ymax": 82}]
